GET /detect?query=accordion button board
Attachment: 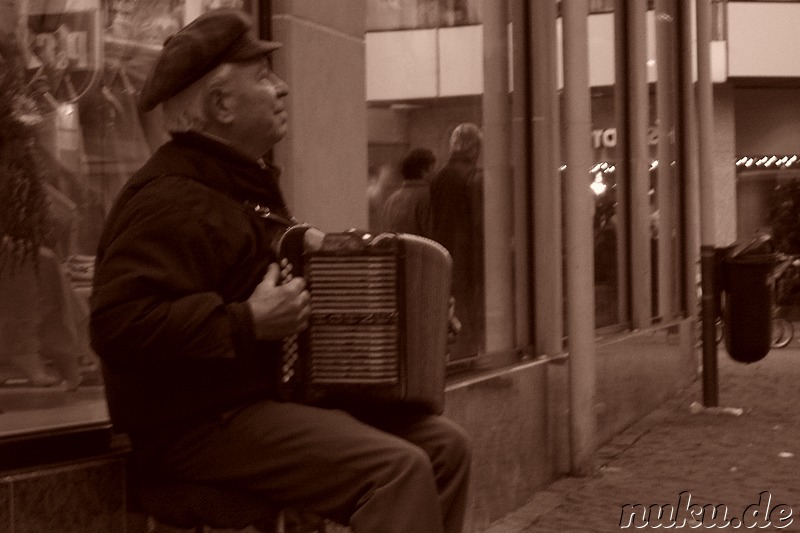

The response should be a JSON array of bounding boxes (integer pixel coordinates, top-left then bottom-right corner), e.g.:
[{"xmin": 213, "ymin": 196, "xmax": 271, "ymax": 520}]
[{"xmin": 278, "ymin": 226, "xmax": 452, "ymax": 414}]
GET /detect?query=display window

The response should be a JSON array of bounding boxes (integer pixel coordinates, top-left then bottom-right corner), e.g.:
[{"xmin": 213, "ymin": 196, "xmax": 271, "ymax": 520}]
[{"xmin": 0, "ymin": 0, "xmax": 251, "ymax": 443}]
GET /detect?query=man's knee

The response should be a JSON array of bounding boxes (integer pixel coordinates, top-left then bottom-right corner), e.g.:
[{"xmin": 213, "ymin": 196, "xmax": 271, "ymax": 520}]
[
  {"xmin": 389, "ymin": 439, "xmax": 434, "ymax": 481},
  {"xmin": 429, "ymin": 417, "xmax": 471, "ymax": 471}
]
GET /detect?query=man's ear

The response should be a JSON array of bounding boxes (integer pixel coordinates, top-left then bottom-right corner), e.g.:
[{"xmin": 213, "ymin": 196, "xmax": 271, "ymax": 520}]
[{"xmin": 207, "ymin": 87, "xmax": 235, "ymax": 124}]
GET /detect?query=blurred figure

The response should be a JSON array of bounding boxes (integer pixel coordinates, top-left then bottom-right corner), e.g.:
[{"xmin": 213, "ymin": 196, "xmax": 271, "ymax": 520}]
[
  {"xmin": 0, "ymin": 246, "xmax": 88, "ymax": 390},
  {"xmin": 367, "ymin": 162, "xmax": 402, "ymax": 233},
  {"xmin": 430, "ymin": 123, "xmax": 484, "ymax": 362},
  {"xmin": 381, "ymin": 148, "xmax": 436, "ymax": 238}
]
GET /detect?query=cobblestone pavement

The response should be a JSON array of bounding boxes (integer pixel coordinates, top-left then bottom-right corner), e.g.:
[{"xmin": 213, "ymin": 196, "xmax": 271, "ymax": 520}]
[{"xmin": 483, "ymin": 344, "xmax": 800, "ymax": 532}]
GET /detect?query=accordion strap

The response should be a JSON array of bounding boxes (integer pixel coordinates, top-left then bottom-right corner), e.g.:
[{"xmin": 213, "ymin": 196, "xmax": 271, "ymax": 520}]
[{"xmin": 160, "ymin": 173, "xmax": 300, "ymax": 228}]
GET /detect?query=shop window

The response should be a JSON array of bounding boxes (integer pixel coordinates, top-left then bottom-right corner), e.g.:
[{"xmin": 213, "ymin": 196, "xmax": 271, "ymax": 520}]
[
  {"xmin": 583, "ymin": 0, "xmax": 684, "ymax": 331},
  {"xmin": 0, "ymin": 0, "xmax": 251, "ymax": 446},
  {"xmin": 367, "ymin": 100, "xmax": 486, "ymax": 370}
]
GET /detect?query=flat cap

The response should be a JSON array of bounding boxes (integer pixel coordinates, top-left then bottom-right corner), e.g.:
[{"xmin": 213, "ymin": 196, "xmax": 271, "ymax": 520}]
[{"xmin": 139, "ymin": 8, "xmax": 281, "ymax": 111}]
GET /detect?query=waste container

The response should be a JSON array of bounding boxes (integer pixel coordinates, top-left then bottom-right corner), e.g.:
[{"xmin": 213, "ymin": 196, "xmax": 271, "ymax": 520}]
[{"xmin": 720, "ymin": 235, "xmax": 779, "ymax": 363}]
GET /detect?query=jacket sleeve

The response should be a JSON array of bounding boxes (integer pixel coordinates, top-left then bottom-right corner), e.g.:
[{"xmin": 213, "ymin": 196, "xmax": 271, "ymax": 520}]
[{"xmin": 90, "ymin": 179, "xmax": 260, "ymax": 365}]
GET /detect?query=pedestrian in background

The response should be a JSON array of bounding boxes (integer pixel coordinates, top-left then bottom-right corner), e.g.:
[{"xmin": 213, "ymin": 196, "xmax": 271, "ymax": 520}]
[
  {"xmin": 430, "ymin": 122, "xmax": 484, "ymax": 362},
  {"xmin": 381, "ymin": 147, "xmax": 436, "ymax": 238},
  {"xmin": 367, "ymin": 162, "xmax": 401, "ymax": 233}
]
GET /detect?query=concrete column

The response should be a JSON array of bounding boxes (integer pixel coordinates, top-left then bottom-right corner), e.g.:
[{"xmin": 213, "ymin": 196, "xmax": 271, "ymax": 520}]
[
  {"xmin": 627, "ymin": 0, "xmax": 653, "ymax": 328},
  {"xmin": 678, "ymin": 0, "xmax": 701, "ymax": 318},
  {"xmin": 270, "ymin": 1, "xmax": 368, "ymax": 231},
  {"xmin": 696, "ymin": 0, "xmax": 716, "ymax": 246},
  {"xmin": 696, "ymin": 0, "xmax": 720, "ymax": 407},
  {"xmin": 532, "ymin": 0, "xmax": 563, "ymax": 357},
  {"xmin": 562, "ymin": 0, "xmax": 596, "ymax": 475},
  {"xmin": 482, "ymin": 0, "xmax": 515, "ymax": 352}
]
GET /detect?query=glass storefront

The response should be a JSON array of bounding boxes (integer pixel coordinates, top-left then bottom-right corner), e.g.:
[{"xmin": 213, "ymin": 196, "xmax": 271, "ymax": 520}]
[
  {"xmin": 1, "ymin": 0, "xmax": 693, "ymax": 442},
  {"xmin": 0, "ymin": 0, "xmax": 253, "ymax": 441}
]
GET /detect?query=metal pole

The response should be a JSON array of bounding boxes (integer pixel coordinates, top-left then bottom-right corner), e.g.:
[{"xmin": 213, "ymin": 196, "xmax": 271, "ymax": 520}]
[
  {"xmin": 562, "ymin": 0, "xmax": 596, "ymax": 475},
  {"xmin": 628, "ymin": 0, "xmax": 652, "ymax": 329},
  {"xmin": 613, "ymin": 0, "xmax": 630, "ymax": 323},
  {"xmin": 696, "ymin": 0, "xmax": 719, "ymax": 407},
  {"xmin": 700, "ymin": 245, "xmax": 719, "ymax": 406},
  {"xmin": 678, "ymin": 0, "xmax": 701, "ymax": 322},
  {"xmin": 482, "ymin": 0, "xmax": 515, "ymax": 352}
]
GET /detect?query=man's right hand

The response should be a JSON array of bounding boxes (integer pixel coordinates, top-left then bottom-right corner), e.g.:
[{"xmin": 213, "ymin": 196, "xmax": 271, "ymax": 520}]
[{"xmin": 247, "ymin": 262, "xmax": 311, "ymax": 340}]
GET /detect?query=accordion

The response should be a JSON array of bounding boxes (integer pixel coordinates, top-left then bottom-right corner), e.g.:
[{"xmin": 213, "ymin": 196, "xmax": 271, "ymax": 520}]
[{"xmin": 277, "ymin": 225, "xmax": 452, "ymax": 414}]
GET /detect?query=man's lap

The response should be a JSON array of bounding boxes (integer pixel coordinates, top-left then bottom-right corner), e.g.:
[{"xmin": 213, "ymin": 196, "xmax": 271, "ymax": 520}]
[{"xmin": 135, "ymin": 399, "xmax": 465, "ymax": 519}]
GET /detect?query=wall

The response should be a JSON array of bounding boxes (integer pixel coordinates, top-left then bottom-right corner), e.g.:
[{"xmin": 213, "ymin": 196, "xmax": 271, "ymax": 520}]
[
  {"xmin": 271, "ymin": 1, "xmax": 369, "ymax": 232},
  {"xmin": 1, "ymin": 457, "xmax": 125, "ymax": 532},
  {"xmin": 712, "ymin": 85, "xmax": 738, "ymax": 246},
  {"xmin": 594, "ymin": 320, "xmax": 696, "ymax": 444},
  {"xmin": 733, "ymin": 87, "xmax": 800, "ymax": 238},
  {"xmin": 0, "ymin": 321, "xmax": 694, "ymax": 533},
  {"xmin": 727, "ymin": 2, "xmax": 800, "ymax": 78},
  {"xmin": 444, "ymin": 319, "xmax": 696, "ymax": 532},
  {"xmin": 734, "ymin": 88, "xmax": 800, "ymax": 156}
]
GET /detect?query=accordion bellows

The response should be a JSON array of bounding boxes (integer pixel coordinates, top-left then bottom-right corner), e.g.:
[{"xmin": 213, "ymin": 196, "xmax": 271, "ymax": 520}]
[{"xmin": 278, "ymin": 226, "xmax": 452, "ymax": 414}]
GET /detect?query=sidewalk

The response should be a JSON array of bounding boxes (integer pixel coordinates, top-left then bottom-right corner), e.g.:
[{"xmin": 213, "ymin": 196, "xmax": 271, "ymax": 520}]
[{"xmin": 483, "ymin": 344, "xmax": 800, "ymax": 532}]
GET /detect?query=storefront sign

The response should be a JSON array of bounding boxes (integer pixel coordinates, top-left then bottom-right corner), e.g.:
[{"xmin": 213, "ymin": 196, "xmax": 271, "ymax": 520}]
[{"xmin": 592, "ymin": 126, "xmax": 664, "ymax": 149}]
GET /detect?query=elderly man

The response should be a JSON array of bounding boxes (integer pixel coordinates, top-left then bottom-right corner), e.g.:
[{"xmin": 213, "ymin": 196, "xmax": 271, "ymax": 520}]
[
  {"xmin": 90, "ymin": 9, "xmax": 470, "ymax": 533},
  {"xmin": 430, "ymin": 123, "xmax": 485, "ymax": 363}
]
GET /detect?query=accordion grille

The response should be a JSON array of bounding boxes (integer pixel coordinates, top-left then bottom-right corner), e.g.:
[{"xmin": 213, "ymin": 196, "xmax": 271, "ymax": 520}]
[{"xmin": 306, "ymin": 254, "xmax": 401, "ymax": 385}]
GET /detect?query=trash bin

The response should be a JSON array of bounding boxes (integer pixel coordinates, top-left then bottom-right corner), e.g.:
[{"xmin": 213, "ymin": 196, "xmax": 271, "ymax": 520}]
[{"xmin": 720, "ymin": 235, "xmax": 779, "ymax": 363}]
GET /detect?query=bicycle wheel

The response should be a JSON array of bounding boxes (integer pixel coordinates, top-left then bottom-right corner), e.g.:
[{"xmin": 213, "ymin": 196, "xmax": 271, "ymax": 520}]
[
  {"xmin": 771, "ymin": 318, "xmax": 794, "ymax": 348},
  {"xmin": 694, "ymin": 316, "xmax": 724, "ymax": 347}
]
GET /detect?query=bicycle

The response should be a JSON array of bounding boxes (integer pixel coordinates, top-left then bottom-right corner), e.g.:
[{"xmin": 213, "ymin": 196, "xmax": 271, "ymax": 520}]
[{"xmin": 769, "ymin": 254, "xmax": 797, "ymax": 349}]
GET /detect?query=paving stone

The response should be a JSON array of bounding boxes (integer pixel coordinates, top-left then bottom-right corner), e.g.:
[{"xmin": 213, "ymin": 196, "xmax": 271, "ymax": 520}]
[{"xmin": 482, "ymin": 346, "xmax": 800, "ymax": 532}]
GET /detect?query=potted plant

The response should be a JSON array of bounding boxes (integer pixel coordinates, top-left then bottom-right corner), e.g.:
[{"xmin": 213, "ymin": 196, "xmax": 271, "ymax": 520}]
[
  {"xmin": 0, "ymin": 36, "xmax": 61, "ymax": 386},
  {"xmin": 766, "ymin": 178, "xmax": 800, "ymax": 315}
]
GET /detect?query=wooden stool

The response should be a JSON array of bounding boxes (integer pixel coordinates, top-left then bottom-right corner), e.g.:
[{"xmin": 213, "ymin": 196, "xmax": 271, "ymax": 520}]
[{"xmin": 137, "ymin": 480, "xmax": 284, "ymax": 532}]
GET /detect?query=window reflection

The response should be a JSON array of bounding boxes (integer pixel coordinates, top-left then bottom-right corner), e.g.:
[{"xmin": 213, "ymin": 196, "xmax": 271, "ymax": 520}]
[
  {"xmin": 367, "ymin": 0, "xmax": 481, "ymax": 31},
  {"xmin": 0, "ymin": 0, "xmax": 249, "ymax": 440}
]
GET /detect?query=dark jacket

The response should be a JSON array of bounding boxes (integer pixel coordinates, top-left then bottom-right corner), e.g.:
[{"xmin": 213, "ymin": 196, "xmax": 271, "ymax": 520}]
[
  {"xmin": 90, "ymin": 132, "xmax": 292, "ymax": 436},
  {"xmin": 380, "ymin": 180, "xmax": 432, "ymax": 237},
  {"xmin": 429, "ymin": 155, "xmax": 483, "ymax": 293}
]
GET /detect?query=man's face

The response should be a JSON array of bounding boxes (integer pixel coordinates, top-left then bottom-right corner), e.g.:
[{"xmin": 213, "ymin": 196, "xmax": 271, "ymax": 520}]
[{"xmin": 225, "ymin": 58, "xmax": 289, "ymax": 156}]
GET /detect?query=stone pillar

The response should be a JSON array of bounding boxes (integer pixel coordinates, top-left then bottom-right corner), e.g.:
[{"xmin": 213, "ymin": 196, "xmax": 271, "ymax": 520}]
[{"xmin": 270, "ymin": 2, "xmax": 368, "ymax": 231}]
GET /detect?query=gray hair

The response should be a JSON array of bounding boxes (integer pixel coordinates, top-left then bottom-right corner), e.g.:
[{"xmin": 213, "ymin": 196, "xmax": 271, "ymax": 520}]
[
  {"xmin": 449, "ymin": 122, "xmax": 482, "ymax": 156},
  {"xmin": 161, "ymin": 63, "xmax": 235, "ymax": 133}
]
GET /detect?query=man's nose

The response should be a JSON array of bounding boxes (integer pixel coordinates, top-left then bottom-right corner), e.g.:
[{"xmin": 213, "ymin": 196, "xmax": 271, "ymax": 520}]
[{"xmin": 270, "ymin": 73, "xmax": 289, "ymax": 96}]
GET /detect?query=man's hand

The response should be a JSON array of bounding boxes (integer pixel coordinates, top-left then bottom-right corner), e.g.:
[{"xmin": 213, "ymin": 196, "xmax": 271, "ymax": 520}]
[{"xmin": 247, "ymin": 262, "xmax": 311, "ymax": 340}]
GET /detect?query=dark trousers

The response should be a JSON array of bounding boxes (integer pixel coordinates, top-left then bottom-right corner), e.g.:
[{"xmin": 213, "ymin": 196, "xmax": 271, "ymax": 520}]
[{"xmin": 135, "ymin": 400, "xmax": 471, "ymax": 533}]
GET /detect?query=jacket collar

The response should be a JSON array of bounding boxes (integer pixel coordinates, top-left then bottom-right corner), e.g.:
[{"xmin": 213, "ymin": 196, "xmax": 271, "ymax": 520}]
[{"xmin": 147, "ymin": 131, "xmax": 290, "ymax": 214}]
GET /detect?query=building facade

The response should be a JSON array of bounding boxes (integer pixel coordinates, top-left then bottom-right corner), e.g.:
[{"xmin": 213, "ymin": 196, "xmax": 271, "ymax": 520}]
[{"xmin": 0, "ymin": 0, "xmax": 797, "ymax": 531}]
